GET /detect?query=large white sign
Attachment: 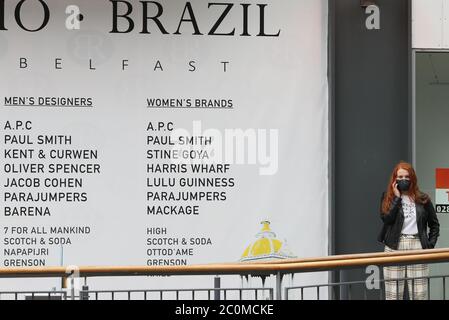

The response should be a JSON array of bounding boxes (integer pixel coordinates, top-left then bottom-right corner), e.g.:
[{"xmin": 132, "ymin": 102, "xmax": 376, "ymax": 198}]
[{"xmin": 0, "ymin": 0, "xmax": 328, "ymax": 296}]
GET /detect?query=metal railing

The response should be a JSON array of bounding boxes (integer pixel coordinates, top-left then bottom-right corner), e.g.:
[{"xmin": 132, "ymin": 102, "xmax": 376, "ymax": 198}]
[
  {"xmin": 0, "ymin": 291, "xmax": 67, "ymax": 300},
  {"xmin": 285, "ymin": 274, "xmax": 449, "ymax": 300},
  {"xmin": 1, "ymin": 248, "xmax": 449, "ymax": 300},
  {"xmin": 80, "ymin": 288, "xmax": 273, "ymax": 301}
]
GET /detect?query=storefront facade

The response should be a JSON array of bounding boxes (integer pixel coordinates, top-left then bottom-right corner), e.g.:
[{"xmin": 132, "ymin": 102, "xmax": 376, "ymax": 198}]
[{"xmin": 332, "ymin": 0, "xmax": 449, "ymax": 298}]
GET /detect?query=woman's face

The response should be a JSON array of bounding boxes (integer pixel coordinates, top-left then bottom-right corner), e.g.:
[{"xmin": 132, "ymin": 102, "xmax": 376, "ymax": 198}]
[{"xmin": 396, "ymin": 168, "xmax": 410, "ymax": 180}]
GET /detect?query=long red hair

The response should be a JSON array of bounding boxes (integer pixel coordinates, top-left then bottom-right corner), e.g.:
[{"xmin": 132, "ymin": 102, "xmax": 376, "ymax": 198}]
[{"xmin": 381, "ymin": 161, "xmax": 428, "ymax": 214}]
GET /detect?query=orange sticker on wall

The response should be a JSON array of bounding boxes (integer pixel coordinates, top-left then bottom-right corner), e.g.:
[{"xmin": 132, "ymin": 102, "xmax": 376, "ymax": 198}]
[
  {"xmin": 436, "ymin": 168, "xmax": 449, "ymax": 213},
  {"xmin": 436, "ymin": 168, "xmax": 449, "ymax": 189}
]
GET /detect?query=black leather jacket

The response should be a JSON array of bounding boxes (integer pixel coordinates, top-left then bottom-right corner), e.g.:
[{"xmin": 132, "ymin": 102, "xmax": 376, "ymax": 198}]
[{"xmin": 377, "ymin": 192, "xmax": 440, "ymax": 250}]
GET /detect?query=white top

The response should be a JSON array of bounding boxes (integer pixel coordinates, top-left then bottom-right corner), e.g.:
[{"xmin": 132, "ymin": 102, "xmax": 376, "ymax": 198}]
[{"xmin": 401, "ymin": 195, "xmax": 418, "ymax": 235}]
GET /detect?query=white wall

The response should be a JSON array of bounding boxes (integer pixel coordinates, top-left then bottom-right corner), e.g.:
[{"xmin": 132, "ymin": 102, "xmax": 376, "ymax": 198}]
[{"xmin": 413, "ymin": 0, "xmax": 449, "ymax": 48}]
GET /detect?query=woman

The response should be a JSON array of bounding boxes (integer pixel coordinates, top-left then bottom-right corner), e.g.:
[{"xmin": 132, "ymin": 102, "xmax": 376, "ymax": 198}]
[{"xmin": 378, "ymin": 161, "xmax": 440, "ymax": 300}]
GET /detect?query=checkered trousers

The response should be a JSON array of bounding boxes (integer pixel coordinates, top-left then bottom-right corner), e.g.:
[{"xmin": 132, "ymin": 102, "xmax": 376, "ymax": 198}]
[{"xmin": 383, "ymin": 235, "xmax": 429, "ymax": 300}]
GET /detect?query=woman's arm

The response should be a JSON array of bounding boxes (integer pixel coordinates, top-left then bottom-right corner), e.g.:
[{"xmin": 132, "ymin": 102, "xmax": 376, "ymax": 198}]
[
  {"xmin": 425, "ymin": 199, "xmax": 440, "ymax": 248},
  {"xmin": 380, "ymin": 192, "xmax": 401, "ymax": 225}
]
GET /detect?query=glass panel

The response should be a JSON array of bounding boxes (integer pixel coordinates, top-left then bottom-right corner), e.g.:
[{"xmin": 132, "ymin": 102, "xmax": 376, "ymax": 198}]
[{"xmin": 415, "ymin": 51, "xmax": 449, "ymax": 300}]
